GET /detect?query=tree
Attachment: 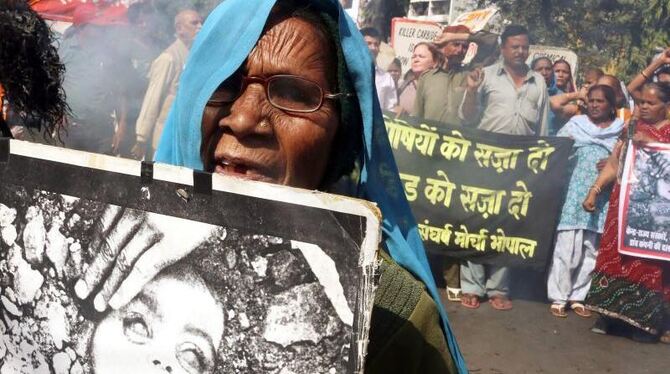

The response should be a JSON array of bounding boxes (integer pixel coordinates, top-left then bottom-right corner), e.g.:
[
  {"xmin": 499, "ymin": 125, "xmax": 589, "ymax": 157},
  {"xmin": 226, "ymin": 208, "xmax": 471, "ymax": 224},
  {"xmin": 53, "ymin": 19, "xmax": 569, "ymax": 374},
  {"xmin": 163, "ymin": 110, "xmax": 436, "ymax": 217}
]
[{"xmin": 477, "ymin": 0, "xmax": 670, "ymax": 81}]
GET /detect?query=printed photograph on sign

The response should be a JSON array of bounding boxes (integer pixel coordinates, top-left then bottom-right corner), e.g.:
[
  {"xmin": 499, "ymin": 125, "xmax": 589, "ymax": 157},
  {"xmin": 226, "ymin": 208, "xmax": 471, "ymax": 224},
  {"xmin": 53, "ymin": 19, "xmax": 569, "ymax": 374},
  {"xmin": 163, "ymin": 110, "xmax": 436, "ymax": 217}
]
[
  {"xmin": 619, "ymin": 143, "xmax": 670, "ymax": 261},
  {"xmin": 0, "ymin": 141, "xmax": 380, "ymax": 374}
]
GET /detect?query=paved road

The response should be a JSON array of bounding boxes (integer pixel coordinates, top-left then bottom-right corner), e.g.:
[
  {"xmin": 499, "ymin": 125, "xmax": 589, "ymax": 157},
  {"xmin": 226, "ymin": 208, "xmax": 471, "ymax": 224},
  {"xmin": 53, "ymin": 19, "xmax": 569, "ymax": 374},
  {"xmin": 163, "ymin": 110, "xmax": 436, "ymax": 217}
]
[{"xmin": 442, "ymin": 293, "xmax": 667, "ymax": 374}]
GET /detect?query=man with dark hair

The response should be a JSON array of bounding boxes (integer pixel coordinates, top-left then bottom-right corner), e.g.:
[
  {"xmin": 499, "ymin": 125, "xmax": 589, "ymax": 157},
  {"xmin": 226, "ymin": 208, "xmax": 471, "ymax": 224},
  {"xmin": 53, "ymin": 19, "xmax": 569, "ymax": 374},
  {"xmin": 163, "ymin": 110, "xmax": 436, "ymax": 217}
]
[
  {"xmin": 360, "ymin": 26, "xmax": 397, "ymax": 111},
  {"xmin": 458, "ymin": 24, "xmax": 549, "ymax": 311},
  {"xmin": 0, "ymin": 0, "xmax": 68, "ymax": 138}
]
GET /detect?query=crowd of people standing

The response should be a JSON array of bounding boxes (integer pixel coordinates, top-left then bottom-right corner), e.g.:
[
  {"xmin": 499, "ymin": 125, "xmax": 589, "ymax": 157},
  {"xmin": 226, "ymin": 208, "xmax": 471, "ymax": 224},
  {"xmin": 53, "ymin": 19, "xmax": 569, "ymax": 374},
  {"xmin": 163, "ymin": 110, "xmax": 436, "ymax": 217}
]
[
  {"xmin": 365, "ymin": 22, "xmax": 670, "ymax": 344},
  {"xmin": 2, "ymin": 3, "xmax": 669, "ymax": 371}
]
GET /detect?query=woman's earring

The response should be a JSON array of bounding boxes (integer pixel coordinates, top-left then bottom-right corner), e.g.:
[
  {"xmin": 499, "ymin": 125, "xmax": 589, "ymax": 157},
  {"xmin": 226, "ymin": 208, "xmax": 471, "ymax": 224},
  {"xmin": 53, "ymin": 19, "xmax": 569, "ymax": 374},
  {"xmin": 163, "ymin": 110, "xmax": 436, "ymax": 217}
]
[{"xmin": 259, "ymin": 120, "xmax": 269, "ymax": 128}]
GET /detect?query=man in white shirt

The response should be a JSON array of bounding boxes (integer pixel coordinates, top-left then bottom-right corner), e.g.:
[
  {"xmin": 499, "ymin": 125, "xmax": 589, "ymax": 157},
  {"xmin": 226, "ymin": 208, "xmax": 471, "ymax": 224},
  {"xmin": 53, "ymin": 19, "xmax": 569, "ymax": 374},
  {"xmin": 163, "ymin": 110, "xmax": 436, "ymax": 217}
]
[{"xmin": 361, "ymin": 27, "xmax": 398, "ymax": 111}]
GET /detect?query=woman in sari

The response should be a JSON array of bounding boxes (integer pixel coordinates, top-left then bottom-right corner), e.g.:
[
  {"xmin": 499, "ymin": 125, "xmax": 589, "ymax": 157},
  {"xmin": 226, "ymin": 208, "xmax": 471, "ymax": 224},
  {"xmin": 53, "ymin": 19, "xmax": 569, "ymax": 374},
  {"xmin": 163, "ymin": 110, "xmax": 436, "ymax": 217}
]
[
  {"xmin": 583, "ymin": 82, "xmax": 670, "ymax": 343},
  {"xmin": 547, "ymin": 85, "xmax": 624, "ymax": 318},
  {"xmin": 72, "ymin": 0, "xmax": 467, "ymax": 371}
]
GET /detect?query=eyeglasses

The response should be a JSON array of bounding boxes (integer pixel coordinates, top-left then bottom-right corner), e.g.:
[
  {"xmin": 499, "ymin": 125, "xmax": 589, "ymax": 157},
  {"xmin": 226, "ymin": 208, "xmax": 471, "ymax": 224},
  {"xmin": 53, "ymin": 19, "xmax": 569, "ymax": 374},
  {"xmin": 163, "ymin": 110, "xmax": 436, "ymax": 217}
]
[{"xmin": 206, "ymin": 73, "xmax": 353, "ymax": 113}]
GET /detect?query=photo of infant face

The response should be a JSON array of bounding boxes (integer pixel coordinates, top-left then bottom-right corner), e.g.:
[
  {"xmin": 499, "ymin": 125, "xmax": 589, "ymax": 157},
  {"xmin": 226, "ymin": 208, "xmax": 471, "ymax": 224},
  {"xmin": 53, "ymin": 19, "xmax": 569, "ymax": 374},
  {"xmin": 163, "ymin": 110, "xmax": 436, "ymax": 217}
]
[
  {"xmin": 91, "ymin": 271, "xmax": 224, "ymax": 374},
  {"xmin": 0, "ymin": 183, "xmax": 366, "ymax": 374}
]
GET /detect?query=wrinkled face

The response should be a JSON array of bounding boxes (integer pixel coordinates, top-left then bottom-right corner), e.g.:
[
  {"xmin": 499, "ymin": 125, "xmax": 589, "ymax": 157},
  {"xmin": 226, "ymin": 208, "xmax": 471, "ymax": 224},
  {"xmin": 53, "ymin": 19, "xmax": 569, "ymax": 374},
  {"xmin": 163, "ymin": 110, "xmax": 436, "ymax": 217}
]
[
  {"xmin": 501, "ymin": 34, "xmax": 529, "ymax": 69},
  {"xmin": 92, "ymin": 274, "xmax": 224, "ymax": 374},
  {"xmin": 553, "ymin": 62, "xmax": 571, "ymax": 89},
  {"xmin": 175, "ymin": 10, "xmax": 203, "ymax": 45},
  {"xmin": 638, "ymin": 87, "xmax": 669, "ymax": 124},
  {"xmin": 364, "ymin": 35, "xmax": 380, "ymax": 60},
  {"xmin": 587, "ymin": 89, "xmax": 613, "ymax": 123},
  {"xmin": 411, "ymin": 44, "xmax": 436, "ymax": 76},
  {"xmin": 201, "ymin": 16, "xmax": 340, "ymax": 189},
  {"xmin": 387, "ymin": 62, "xmax": 401, "ymax": 85},
  {"xmin": 533, "ymin": 59, "xmax": 553, "ymax": 85},
  {"xmin": 442, "ymin": 41, "xmax": 469, "ymax": 64}
]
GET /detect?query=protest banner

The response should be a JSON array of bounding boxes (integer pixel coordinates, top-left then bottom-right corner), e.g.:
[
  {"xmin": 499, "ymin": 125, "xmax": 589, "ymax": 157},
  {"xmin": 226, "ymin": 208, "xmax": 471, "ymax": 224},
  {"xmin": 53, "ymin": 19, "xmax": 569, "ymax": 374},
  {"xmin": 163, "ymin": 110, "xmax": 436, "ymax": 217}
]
[
  {"xmin": 451, "ymin": 7, "xmax": 498, "ymax": 33},
  {"xmin": 384, "ymin": 113, "xmax": 573, "ymax": 269},
  {"xmin": 527, "ymin": 45, "xmax": 580, "ymax": 77},
  {"xmin": 0, "ymin": 140, "xmax": 380, "ymax": 373},
  {"xmin": 618, "ymin": 142, "xmax": 670, "ymax": 261},
  {"xmin": 390, "ymin": 17, "xmax": 442, "ymax": 73}
]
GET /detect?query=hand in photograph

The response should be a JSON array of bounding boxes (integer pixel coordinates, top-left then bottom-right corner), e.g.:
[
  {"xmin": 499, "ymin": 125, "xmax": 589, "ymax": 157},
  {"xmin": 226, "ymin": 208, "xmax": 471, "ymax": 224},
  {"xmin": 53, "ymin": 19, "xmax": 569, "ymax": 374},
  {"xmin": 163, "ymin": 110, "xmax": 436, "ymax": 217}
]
[{"xmin": 74, "ymin": 205, "xmax": 218, "ymax": 312}]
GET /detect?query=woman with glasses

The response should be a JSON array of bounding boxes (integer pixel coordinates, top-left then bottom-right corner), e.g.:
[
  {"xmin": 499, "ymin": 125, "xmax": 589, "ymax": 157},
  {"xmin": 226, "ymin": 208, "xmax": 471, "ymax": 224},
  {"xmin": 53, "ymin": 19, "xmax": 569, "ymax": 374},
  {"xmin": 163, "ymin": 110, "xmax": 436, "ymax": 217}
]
[{"xmin": 72, "ymin": 0, "xmax": 467, "ymax": 372}]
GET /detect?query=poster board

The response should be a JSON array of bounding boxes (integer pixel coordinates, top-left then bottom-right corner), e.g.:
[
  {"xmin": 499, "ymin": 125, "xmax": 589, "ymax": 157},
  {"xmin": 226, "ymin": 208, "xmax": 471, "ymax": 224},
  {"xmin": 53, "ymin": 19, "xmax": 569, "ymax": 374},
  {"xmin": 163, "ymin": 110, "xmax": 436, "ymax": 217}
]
[
  {"xmin": 0, "ymin": 140, "xmax": 380, "ymax": 373},
  {"xmin": 618, "ymin": 142, "xmax": 670, "ymax": 261},
  {"xmin": 390, "ymin": 17, "xmax": 443, "ymax": 74}
]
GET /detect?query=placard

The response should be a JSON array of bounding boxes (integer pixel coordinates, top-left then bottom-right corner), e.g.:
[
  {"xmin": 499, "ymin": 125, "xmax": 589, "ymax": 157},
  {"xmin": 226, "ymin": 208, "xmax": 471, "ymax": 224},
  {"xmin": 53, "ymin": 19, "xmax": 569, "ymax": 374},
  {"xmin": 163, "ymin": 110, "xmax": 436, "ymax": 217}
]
[
  {"xmin": 618, "ymin": 142, "xmax": 670, "ymax": 261},
  {"xmin": 0, "ymin": 140, "xmax": 380, "ymax": 373}
]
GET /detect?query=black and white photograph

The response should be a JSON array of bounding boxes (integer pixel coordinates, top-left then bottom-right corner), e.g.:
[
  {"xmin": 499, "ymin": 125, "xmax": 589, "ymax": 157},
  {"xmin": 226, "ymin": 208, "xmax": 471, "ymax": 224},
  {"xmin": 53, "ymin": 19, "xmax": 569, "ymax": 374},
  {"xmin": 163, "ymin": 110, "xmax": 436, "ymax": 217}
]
[
  {"xmin": 0, "ymin": 140, "xmax": 380, "ymax": 374},
  {"xmin": 619, "ymin": 143, "xmax": 670, "ymax": 261}
]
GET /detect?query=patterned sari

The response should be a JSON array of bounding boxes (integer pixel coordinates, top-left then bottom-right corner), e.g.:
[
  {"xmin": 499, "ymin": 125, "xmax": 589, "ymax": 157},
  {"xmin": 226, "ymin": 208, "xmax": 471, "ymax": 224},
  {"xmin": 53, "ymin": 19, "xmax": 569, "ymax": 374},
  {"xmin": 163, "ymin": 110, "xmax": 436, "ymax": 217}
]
[{"xmin": 586, "ymin": 122, "xmax": 670, "ymax": 334}]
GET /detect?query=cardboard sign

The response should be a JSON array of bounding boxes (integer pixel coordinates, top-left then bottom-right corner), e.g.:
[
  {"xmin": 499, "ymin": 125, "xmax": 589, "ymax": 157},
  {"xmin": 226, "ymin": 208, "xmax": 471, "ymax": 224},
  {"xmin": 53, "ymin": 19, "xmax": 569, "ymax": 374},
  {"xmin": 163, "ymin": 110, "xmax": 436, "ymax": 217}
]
[
  {"xmin": 0, "ymin": 140, "xmax": 380, "ymax": 373},
  {"xmin": 451, "ymin": 7, "xmax": 498, "ymax": 33},
  {"xmin": 619, "ymin": 142, "xmax": 670, "ymax": 261},
  {"xmin": 390, "ymin": 17, "xmax": 443, "ymax": 74},
  {"xmin": 527, "ymin": 45, "xmax": 579, "ymax": 77}
]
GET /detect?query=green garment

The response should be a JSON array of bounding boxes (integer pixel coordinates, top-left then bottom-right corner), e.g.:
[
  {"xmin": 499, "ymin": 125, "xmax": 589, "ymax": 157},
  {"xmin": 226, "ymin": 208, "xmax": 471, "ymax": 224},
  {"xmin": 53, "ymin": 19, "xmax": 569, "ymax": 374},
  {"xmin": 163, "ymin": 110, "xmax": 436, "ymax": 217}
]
[
  {"xmin": 366, "ymin": 250, "xmax": 457, "ymax": 373},
  {"xmin": 413, "ymin": 68, "xmax": 468, "ymax": 126}
]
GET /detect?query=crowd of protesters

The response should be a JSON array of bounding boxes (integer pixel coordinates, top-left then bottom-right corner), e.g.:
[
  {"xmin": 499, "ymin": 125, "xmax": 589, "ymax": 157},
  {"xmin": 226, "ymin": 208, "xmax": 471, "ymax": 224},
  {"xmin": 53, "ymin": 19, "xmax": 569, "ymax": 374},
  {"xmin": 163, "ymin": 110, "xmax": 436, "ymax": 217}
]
[
  {"xmin": 2, "ymin": 0, "xmax": 669, "ymax": 364},
  {"xmin": 364, "ymin": 22, "xmax": 670, "ymax": 344}
]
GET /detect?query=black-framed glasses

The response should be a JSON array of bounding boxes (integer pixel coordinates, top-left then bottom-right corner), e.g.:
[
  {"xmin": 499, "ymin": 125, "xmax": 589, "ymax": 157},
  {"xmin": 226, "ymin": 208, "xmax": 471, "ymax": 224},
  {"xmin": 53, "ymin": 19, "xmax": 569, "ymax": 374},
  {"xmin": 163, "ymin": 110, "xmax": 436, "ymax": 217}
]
[{"xmin": 206, "ymin": 73, "xmax": 353, "ymax": 113}]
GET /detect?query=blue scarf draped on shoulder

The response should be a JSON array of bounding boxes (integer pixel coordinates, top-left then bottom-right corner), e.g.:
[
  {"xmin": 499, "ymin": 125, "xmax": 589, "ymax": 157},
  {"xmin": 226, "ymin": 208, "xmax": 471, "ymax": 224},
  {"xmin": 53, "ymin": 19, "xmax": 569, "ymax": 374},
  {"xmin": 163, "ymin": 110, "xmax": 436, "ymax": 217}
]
[
  {"xmin": 557, "ymin": 114, "xmax": 624, "ymax": 152},
  {"xmin": 155, "ymin": 1, "xmax": 466, "ymax": 372}
]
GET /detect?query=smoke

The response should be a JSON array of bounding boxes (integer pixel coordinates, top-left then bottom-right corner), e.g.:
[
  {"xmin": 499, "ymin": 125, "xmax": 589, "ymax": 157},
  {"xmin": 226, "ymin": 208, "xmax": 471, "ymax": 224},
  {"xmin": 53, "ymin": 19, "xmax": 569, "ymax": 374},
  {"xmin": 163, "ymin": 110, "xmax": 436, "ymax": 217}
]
[{"xmin": 41, "ymin": 0, "xmax": 214, "ymax": 156}]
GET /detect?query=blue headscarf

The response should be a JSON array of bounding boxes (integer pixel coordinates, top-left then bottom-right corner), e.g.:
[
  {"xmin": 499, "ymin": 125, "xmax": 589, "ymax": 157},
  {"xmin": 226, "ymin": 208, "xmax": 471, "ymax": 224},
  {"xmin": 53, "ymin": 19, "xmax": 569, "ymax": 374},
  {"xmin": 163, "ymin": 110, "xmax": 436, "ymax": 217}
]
[{"xmin": 155, "ymin": 1, "xmax": 466, "ymax": 372}]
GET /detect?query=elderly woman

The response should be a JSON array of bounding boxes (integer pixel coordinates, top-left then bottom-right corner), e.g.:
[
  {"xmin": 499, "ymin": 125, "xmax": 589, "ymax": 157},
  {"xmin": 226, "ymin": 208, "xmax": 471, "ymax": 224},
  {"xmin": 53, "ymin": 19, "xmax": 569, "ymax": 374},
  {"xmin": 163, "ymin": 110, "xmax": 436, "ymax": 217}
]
[
  {"xmin": 583, "ymin": 82, "xmax": 670, "ymax": 343},
  {"xmin": 547, "ymin": 85, "xmax": 624, "ymax": 318},
  {"xmin": 73, "ymin": 0, "xmax": 466, "ymax": 372}
]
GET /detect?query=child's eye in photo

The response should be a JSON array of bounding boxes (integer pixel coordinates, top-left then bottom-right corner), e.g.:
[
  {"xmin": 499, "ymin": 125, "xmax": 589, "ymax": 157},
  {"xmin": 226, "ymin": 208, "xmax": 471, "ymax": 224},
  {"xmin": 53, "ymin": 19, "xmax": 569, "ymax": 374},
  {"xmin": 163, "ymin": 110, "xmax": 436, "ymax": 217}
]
[
  {"xmin": 123, "ymin": 312, "xmax": 152, "ymax": 344},
  {"xmin": 176, "ymin": 342, "xmax": 209, "ymax": 374}
]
